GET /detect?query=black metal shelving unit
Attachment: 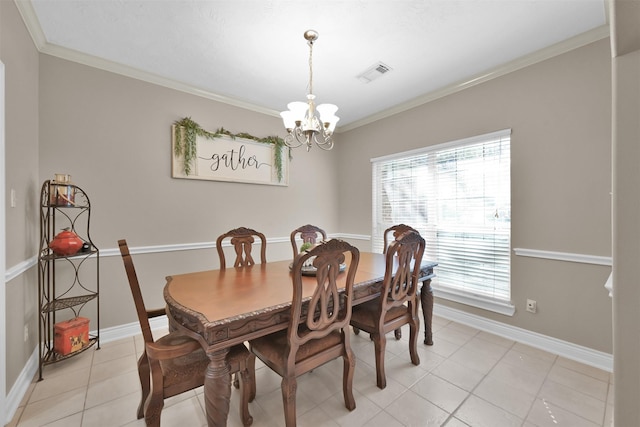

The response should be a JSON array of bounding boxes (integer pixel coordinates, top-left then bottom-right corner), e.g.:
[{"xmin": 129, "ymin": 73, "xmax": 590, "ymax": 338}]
[{"xmin": 37, "ymin": 180, "xmax": 100, "ymax": 380}]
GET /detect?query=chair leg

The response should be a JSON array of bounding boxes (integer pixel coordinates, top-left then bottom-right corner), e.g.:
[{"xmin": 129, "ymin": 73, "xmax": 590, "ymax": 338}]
[
  {"xmin": 233, "ymin": 372, "xmax": 239, "ymax": 389},
  {"xmin": 372, "ymin": 332, "xmax": 387, "ymax": 389},
  {"xmin": 281, "ymin": 376, "xmax": 297, "ymax": 427},
  {"xmin": 342, "ymin": 347, "xmax": 356, "ymax": 411},
  {"xmin": 144, "ymin": 363, "xmax": 164, "ymax": 427},
  {"xmin": 409, "ymin": 316, "xmax": 420, "ymax": 366},
  {"xmin": 394, "ymin": 327, "xmax": 402, "ymax": 340},
  {"xmin": 421, "ymin": 284, "xmax": 434, "ymax": 345},
  {"xmin": 136, "ymin": 355, "xmax": 150, "ymax": 420},
  {"xmin": 143, "ymin": 410, "xmax": 161, "ymax": 427},
  {"xmin": 237, "ymin": 369, "xmax": 254, "ymax": 426},
  {"xmin": 248, "ymin": 354, "xmax": 256, "ymax": 402}
]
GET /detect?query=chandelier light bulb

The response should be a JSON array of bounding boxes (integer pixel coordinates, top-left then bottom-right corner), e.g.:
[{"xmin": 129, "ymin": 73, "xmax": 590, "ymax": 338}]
[
  {"xmin": 280, "ymin": 110, "xmax": 296, "ymax": 130},
  {"xmin": 287, "ymin": 102, "xmax": 308, "ymax": 123}
]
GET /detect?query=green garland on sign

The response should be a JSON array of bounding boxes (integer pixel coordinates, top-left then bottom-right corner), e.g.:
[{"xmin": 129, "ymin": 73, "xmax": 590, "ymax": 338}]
[{"xmin": 173, "ymin": 117, "xmax": 289, "ymax": 181}]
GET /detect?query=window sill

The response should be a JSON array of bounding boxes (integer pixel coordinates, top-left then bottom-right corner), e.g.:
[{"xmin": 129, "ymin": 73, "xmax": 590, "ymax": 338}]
[{"xmin": 432, "ymin": 287, "xmax": 516, "ymax": 316}]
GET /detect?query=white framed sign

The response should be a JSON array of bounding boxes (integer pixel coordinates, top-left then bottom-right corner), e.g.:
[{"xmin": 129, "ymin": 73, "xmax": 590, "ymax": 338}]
[{"xmin": 171, "ymin": 125, "xmax": 289, "ymax": 186}]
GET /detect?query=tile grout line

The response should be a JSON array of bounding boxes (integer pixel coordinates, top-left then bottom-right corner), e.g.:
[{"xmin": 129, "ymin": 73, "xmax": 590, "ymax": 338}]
[
  {"xmin": 518, "ymin": 347, "xmax": 557, "ymax": 426},
  {"xmin": 533, "ymin": 357, "xmax": 610, "ymax": 427},
  {"xmin": 81, "ymin": 342, "xmax": 98, "ymax": 426},
  {"xmin": 433, "ymin": 324, "xmax": 491, "ymax": 426}
]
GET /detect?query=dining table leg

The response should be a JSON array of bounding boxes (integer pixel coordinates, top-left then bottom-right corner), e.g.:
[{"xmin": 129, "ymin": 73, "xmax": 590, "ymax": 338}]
[
  {"xmin": 204, "ymin": 348, "xmax": 231, "ymax": 427},
  {"xmin": 421, "ymin": 279, "xmax": 434, "ymax": 345}
]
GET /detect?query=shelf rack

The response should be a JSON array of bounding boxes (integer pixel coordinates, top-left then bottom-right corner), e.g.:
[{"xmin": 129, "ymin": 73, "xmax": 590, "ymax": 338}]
[{"xmin": 37, "ymin": 180, "xmax": 100, "ymax": 379}]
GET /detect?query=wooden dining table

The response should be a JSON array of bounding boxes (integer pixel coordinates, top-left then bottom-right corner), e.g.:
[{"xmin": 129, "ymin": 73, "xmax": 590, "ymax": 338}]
[{"xmin": 164, "ymin": 251, "xmax": 437, "ymax": 426}]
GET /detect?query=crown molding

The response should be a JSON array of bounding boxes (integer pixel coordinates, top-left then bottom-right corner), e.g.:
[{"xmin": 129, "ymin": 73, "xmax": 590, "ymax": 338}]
[
  {"xmin": 339, "ymin": 25, "xmax": 611, "ymax": 132},
  {"xmin": 13, "ymin": 0, "xmax": 280, "ymax": 118},
  {"xmin": 14, "ymin": 0, "xmax": 609, "ymax": 133},
  {"xmin": 14, "ymin": 0, "xmax": 47, "ymax": 51},
  {"xmin": 39, "ymin": 43, "xmax": 281, "ymax": 118}
]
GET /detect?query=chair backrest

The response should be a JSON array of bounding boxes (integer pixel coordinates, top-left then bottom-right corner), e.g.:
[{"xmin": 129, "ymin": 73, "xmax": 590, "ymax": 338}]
[
  {"xmin": 290, "ymin": 224, "xmax": 327, "ymax": 258},
  {"xmin": 216, "ymin": 227, "xmax": 267, "ymax": 269},
  {"xmin": 118, "ymin": 239, "xmax": 155, "ymax": 345},
  {"xmin": 288, "ymin": 239, "xmax": 360, "ymax": 348},
  {"xmin": 381, "ymin": 230, "xmax": 425, "ymax": 312},
  {"xmin": 383, "ymin": 224, "xmax": 419, "ymax": 254}
]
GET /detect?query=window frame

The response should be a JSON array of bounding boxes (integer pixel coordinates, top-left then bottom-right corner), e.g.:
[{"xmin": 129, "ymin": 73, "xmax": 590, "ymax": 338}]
[{"xmin": 371, "ymin": 129, "xmax": 515, "ymax": 316}]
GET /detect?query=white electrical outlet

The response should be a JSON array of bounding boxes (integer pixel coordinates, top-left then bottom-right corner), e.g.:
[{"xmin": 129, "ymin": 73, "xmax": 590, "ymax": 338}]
[
  {"xmin": 11, "ymin": 189, "xmax": 16, "ymax": 208},
  {"xmin": 24, "ymin": 325, "xmax": 29, "ymax": 341},
  {"xmin": 526, "ymin": 299, "xmax": 537, "ymax": 313}
]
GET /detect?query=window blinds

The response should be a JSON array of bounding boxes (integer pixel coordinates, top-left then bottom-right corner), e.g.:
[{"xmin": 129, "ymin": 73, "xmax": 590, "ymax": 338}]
[{"xmin": 372, "ymin": 129, "xmax": 511, "ymax": 302}]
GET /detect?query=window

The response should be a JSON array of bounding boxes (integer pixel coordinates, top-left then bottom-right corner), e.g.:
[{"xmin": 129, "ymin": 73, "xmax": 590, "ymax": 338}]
[{"xmin": 372, "ymin": 129, "xmax": 513, "ymax": 315}]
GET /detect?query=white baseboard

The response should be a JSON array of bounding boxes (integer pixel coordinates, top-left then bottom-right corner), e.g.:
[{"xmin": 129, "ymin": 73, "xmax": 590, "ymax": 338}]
[
  {"xmin": 4, "ymin": 345, "xmax": 38, "ymax": 425},
  {"xmin": 97, "ymin": 315, "xmax": 167, "ymax": 343},
  {"xmin": 4, "ymin": 316, "xmax": 167, "ymax": 425},
  {"xmin": 6, "ymin": 305, "xmax": 614, "ymax": 424},
  {"xmin": 434, "ymin": 304, "xmax": 613, "ymax": 372}
]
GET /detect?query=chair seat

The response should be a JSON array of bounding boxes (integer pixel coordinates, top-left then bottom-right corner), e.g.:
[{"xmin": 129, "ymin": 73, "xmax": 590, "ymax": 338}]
[
  {"xmin": 159, "ymin": 347, "xmax": 208, "ymax": 392},
  {"xmin": 251, "ymin": 329, "xmax": 343, "ymax": 375},
  {"xmin": 155, "ymin": 331, "xmax": 202, "ymax": 351},
  {"xmin": 157, "ymin": 333, "xmax": 252, "ymax": 395},
  {"xmin": 350, "ymin": 301, "xmax": 409, "ymax": 329}
]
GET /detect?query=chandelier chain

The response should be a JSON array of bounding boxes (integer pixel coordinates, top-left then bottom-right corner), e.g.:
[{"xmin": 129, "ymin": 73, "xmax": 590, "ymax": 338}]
[{"xmin": 308, "ymin": 39, "xmax": 314, "ymax": 96}]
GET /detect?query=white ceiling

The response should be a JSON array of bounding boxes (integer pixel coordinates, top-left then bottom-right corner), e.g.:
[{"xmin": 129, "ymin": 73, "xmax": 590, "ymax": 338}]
[{"xmin": 19, "ymin": 0, "xmax": 609, "ymax": 131}]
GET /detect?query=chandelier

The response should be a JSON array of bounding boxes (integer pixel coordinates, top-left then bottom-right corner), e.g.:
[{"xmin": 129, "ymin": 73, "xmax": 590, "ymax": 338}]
[{"xmin": 280, "ymin": 30, "xmax": 339, "ymax": 151}]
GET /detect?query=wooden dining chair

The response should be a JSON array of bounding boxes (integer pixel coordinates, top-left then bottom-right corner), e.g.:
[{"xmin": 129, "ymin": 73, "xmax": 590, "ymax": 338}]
[
  {"xmin": 290, "ymin": 224, "xmax": 327, "ymax": 258},
  {"xmin": 383, "ymin": 224, "xmax": 418, "ymax": 254},
  {"xmin": 349, "ymin": 230, "xmax": 425, "ymax": 389},
  {"xmin": 216, "ymin": 227, "xmax": 265, "ymax": 389},
  {"xmin": 250, "ymin": 239, "xmax": 360, "ymax": 426},
  {"xmin": 384, "ymin": 223, "xmax": 419, "ymax": 340},
  {"xmin": 383, "ymin": 224, "xmax": 435, "ymax": 345},
  {"xmin": 353, "ymin": 224, "xmax": 419, "ymax": 339},
  {"xmin": 118, "ymin": 239, "xmax": 255, "ymax": 427},
  {"xmin": 216, "ymin": 226, "xmax": 267, "ymax": 269}
]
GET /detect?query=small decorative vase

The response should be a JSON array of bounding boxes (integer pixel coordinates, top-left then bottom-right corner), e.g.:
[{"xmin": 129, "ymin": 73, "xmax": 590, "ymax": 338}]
[
  {"xmin": 49, "ymin": 174, "xmax": 75, "ymax": 206},
  {"xmin": 50, "ymin": 228, "xmax": 83, "ymax": 256}
]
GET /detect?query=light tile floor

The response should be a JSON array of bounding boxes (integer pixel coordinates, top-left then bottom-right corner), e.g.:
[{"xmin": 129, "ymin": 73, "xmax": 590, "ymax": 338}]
[{"xmin": 7, "ymin": 315, "xmax": 614, "ymax": 427}]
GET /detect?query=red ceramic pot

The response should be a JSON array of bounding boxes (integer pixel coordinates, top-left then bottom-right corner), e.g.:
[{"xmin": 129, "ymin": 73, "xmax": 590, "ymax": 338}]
[{"xmin": 50, "ymin": 229, "xmax": 83, "ymax": 256}]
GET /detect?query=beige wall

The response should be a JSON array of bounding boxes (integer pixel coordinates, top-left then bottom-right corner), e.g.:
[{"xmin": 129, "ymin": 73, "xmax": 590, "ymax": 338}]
[
  {"xmin": 2, "ymin": 0, "xmax": 41, "ymax": 392},
  {"xmin": 611, "ymin": 0, "xmax": 640, "ymax": 425},
  {"xmin": 37, "ymin": 53, "xmax": 344, "ymax": 329},
  {"xmin": 337, "ymin": 39, "xmax": 613, "ymax": 353}
]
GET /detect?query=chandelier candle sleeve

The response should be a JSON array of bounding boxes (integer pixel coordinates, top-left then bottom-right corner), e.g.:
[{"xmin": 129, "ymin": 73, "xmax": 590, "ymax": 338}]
[{"xmin": 281, "ymin": 29, "xmax": 339, "ymax": 151}]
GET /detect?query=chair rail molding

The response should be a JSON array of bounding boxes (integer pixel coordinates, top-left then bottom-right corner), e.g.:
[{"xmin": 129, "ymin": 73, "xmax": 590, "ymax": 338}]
[
  {"xmin": 5, "ymin": 256, "xmax": 37, "ymax": 283},
  {"xmin": 8, "ymin": 243, "xmax": 607, "ymax": 283},
  {"xmin": 513, "ymin": 248, "xmax": 612, "ymax": 266}
]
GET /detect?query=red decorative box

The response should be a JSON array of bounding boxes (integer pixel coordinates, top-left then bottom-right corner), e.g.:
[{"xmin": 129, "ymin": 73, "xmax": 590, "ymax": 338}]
[{"xmin": 54, "ymin": 317, "xmax": 89, "ymax": 356}]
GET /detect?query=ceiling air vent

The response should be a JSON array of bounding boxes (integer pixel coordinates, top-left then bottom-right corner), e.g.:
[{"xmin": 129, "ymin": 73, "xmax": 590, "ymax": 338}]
[{"xmin": 357, "ymin": 62, "xmax": 392, "ymax": 83}]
